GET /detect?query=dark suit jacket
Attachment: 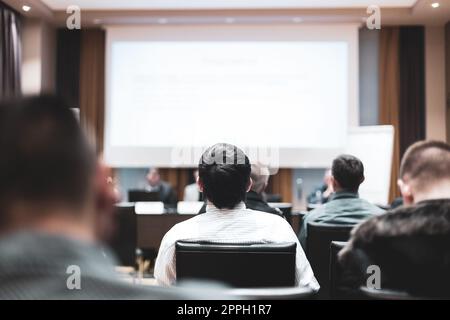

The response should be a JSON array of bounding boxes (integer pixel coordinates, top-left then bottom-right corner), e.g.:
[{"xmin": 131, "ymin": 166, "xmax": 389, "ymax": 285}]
[
  {"xmin": 339, "ymin": 199, "xmax": 450, "ymax": 298},
  {"xmin": 245, "ymin": 191, "xmax": 283, "ymax": 216},
  {"xmin": 147, "ymin": 181, "xmax": 177, "ymax": 207},
  {"xmin": 198, "ymin": 191, "xmax": 283, "ymax": 216}
]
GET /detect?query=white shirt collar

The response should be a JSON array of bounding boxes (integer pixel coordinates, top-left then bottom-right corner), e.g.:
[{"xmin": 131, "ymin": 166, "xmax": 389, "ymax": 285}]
[{"xmin": 205, "ymin": 201, "xmax": 246, "ymax": 214}]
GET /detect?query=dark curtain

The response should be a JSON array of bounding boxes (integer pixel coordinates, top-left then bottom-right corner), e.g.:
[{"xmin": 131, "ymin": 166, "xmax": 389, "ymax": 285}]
[
  {"xmin": 0, "ymin": 3, "xmax": 21, "ymax": 99},
  {"xmin": 56, "ymin": 29, "xmax": 81, "ymax": 108},
  {"xmin": 378, "ymin": 26, "xmax": 426, "ymax": 202},
  {"xmin": 398, "ymin": 26, "xmax": 426, "ymax": 156}
]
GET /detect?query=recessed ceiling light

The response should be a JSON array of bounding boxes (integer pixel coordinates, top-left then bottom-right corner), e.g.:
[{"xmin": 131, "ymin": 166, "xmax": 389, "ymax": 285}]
[
  {"xmin": 431, "ymin": 2, "xmax": 440, "ymax": 8},
  {"xmin": 22, "ymin": 5, "xmax": 31, "ymax": 12}
]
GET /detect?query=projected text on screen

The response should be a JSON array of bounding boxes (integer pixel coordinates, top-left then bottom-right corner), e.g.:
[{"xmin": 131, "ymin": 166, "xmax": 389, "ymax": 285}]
[{"xmin": 109, "ymin": 41, "xmax": 348, "ymax": 148}]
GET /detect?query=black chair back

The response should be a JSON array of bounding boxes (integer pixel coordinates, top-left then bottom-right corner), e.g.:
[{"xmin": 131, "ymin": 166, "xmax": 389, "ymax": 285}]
[
  {"xmin": 306, "ymin": 222, "xmax": 353, "ymax": 298},
  {"xmin": 329, "ymin": 241, "xmax": 366, "ymax": 299},
  {"xmin": 225, "ymin": 287, "xmax": 316, "ymax": 300},
  {"xmin": 176, "ymin": 241, "xmax": 296, "ymax": 288},
  {"xmin": 268, "ymin": 203, "xmax": 293, "ymax": 223},
  {"xmin": 360, "ymin": 287, "xmax": 423, "ymax": 300},
  {"xmin": 128, "ymin": 189, "xmax": 160, "ymax": 202},
  {"xmin": 108, "ymin": 204, "xmax": 137, "ymax": 266}
]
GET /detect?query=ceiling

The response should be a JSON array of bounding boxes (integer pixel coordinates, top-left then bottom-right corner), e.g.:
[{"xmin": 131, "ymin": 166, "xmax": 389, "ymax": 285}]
[
  {"xmin": 39, "ymin": 0, "xmax": 418, "ymax": 10},
  {"xmin": 4, "ymin": 0, "xmax": 449, "ymax": 26}
]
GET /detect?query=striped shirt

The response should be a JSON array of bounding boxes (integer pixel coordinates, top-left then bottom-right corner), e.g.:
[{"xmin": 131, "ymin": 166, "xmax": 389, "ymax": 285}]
[{"xmin": 154, "ymin": 202, "xmax": 320, "ymax": 291}]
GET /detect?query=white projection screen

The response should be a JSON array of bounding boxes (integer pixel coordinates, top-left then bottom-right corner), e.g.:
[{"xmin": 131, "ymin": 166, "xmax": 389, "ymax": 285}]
[{"xmin": 104, "ymin": 24, "xmax": 359, "ymax": 168}]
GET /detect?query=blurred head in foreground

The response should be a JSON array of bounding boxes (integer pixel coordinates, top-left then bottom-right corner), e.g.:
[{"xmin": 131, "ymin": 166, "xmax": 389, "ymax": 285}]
[
  {"xmin": 198, "ymin": 143, "xmax": 251, "ymax": 209},
  {"xmin": 398, "ymin": 140, "xmax": 450, "ymax": 205},
  {"xmin": 0, "ymin": 96, "xmax": 117, "ymax": 242}
]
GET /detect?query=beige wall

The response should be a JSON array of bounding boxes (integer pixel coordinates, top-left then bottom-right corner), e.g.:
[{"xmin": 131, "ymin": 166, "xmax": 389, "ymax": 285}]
[
  {"xmin": 40, "ymin": 21, "xmax": 56, "ymax": 93},
  {"xmin": 425, "ymin": 26, "xmax": 447, "ymax": 141},
  {"xmin": 21, "ymin": 18, "xmax": 56, "ymax": 95}
]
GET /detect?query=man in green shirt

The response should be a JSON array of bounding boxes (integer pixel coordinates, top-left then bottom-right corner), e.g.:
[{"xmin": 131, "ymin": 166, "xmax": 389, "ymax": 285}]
[{"xmin": 299, "ymin": 154, "xmax": 385, "ymax": 250}]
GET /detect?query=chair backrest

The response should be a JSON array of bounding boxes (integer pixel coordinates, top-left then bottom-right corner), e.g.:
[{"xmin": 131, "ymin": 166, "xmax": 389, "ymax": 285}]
[
  {"xmin": 225, "ymin": 286, "xmax": 316, "ymax": 300},
  {"xmin": 268, "ymin": 202, "xmax": 293, "ymax": 222},
  {"xmin": 329, "ymin": 241, "xmax": 365, "ymax": 299},
  {"xmin": 108, "ymin": 204, "xmax": 137, "ymax": 266},
  {"xmin": 128, "ymin": 190, "xmax": 160, "ymax": 202},
  {"xmin": 360, "ymin": 287, "xmax": 422, "ymax": 300},
  {"xmin": 176, "ymin": 241, "xmax": 296, "ymax": 288},
  {"xmin": 306, "ymin": 222, "xmax": 353, "ymax": 298}
]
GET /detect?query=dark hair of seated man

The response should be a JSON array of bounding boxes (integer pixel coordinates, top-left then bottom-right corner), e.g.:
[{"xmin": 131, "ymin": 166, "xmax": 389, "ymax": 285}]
[
  {"xmin": 198, "ymin": 143, "xmax": 251, "ymax": 209},
  {"xmin": 331, "ymin": 154, "xmax": 364, "ymax": 193}
]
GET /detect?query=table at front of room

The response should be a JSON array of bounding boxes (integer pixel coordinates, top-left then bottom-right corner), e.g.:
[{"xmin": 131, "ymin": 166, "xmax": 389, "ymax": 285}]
[
  {"xmin": 137, "ymin": 214, "xmax": 196, "ymax": 250},
  {"xmin": 136, "ymin": 212, "xmax": 304, "ymax": 250},
  {"xmin": 111, "ymin": 203, "xmax": 305, "ymax": 265}
]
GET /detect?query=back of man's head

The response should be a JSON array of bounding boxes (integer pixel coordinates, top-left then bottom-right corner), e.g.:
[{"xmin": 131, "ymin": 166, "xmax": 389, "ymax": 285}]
[
  {"xmin": 399, "ymin": 140, "xmax": 450, "ymax": 197},
  {"xmin": 198, "ymin": 143, "xmax": 251, "ymax": 209},
  {"xmin": 0, "ymin": 96, "xmax": 96, "ymax": 226},
  {"xmin": 250, "ymin": 162, "xmax": 270, "ymax": 194},
  {"xmin": 331, "ymin": 154, "xmax": 364, "ymax": 193}
]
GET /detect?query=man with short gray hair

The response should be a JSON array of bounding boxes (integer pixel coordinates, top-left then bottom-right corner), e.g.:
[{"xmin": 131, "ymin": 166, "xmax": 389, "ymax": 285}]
[{"xmin": 247, "ymin": 162, "xmax": 283, "ymax": 216}]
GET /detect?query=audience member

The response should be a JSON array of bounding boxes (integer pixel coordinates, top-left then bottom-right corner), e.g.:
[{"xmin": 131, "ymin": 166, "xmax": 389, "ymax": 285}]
[
  {"xmin": 307, "ymin": 169, "xmax": 333, "ymax": 205},
  {"xmin": 183, "ymin": 170, "xmax": 201, "ymax": 201},
  {"xmin": 0, "ymin": 96, "xmax": 187, "ymax": 299},
  {"xmin": 154, "ymin": 143, "xmax": 319, "ymax": 291},
  {"xmin": 198, "ymin": 162, "xmax": 283, "ymax": 216},
  {"xmin": 245, "ymin": 162, "xmax": 283, "ymax": 216},
  {"xmin": 146, "ymin": 168, "xmax": 177, "ymax": 206},
  {"xmin": 299, "ymin": 155, "xmax": 384, "ymax": 250},
  {"xmin": 339, "ymin": 141, "xmax": 450, "ymax": 297}
]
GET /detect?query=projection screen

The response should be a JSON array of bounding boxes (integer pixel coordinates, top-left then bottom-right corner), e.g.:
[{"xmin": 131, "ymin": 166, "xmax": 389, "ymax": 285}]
[{"xmin": 104, "ymin": 24, "xmax": 359, "ymax": 168}]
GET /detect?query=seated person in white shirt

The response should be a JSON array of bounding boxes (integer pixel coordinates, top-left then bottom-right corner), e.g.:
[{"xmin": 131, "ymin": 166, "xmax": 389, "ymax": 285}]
[
  {"xmin": 154, "ymin": 143, "xmax": 320, "ymax": 291},
  {"xmin": 183, "ymin": 169, "xmax": 201, "ymax": 201}
]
